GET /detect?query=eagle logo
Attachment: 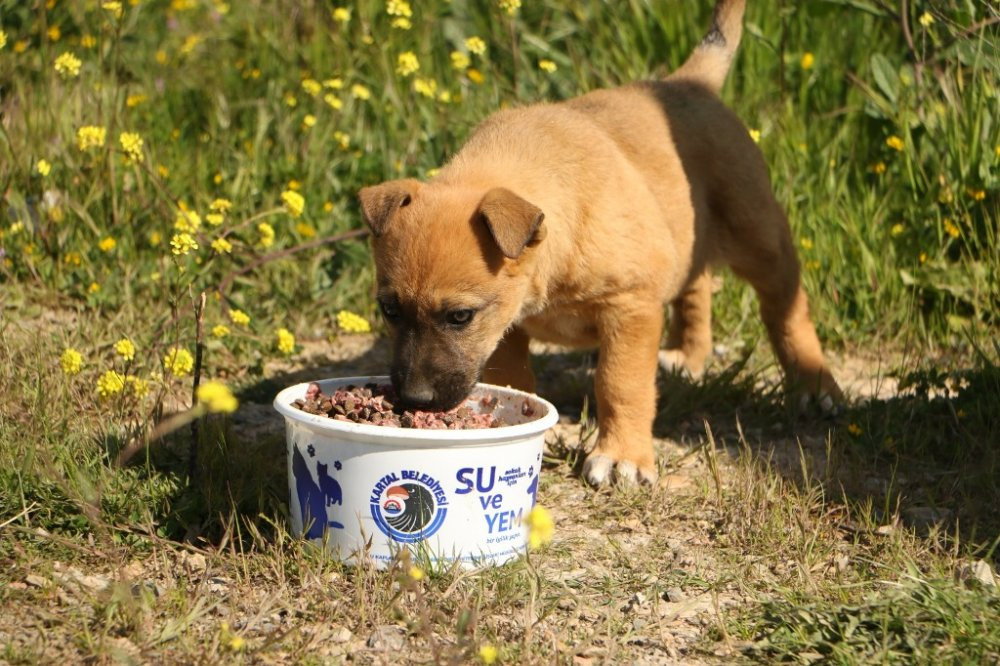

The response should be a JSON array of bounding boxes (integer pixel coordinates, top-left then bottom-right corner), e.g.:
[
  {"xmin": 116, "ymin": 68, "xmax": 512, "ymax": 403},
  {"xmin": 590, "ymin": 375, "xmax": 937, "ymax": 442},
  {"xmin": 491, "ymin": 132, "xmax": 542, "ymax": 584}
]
[{"xmin": 371, "ymin": 475, "xmax": 448, "ymax": 543}]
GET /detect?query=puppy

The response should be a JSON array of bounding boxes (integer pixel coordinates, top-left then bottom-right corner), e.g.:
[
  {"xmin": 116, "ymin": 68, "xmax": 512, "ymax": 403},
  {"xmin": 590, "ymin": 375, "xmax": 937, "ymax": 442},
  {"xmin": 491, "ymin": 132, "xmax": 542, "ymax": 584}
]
[{"xmin": 359, "ymin": 0, "xmax": 842, "ymax": 486}]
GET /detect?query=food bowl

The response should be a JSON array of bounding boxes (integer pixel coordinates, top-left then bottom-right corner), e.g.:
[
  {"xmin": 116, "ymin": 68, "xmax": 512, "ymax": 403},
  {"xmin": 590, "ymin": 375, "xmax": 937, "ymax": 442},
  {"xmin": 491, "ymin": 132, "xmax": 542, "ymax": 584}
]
[{"xmin": 273, "ymin": 376, "xmax": 559, "ymax": 569}]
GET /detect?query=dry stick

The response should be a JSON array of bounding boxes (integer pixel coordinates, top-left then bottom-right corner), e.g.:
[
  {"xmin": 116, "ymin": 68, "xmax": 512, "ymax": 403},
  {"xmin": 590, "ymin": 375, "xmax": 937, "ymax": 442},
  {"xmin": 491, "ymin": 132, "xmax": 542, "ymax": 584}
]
[
  {"xmin": 899, "ymin": 0, "xmax": 925, "ymax": 89},
  {"xmin": 189, "ymin": 290, "xmax": 207, "ymax": 482},
  {"xmin": 216, "ymin": 228, "xmax": 369, "ymax": 302}
]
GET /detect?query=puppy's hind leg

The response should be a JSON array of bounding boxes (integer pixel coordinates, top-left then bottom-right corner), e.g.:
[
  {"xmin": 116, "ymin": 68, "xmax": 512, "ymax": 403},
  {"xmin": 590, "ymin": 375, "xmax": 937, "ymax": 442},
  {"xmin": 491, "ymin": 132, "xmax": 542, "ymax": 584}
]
[
  {"xmin": 659, "ymin": 268, "xmax": 713, "ymax": 379},
  {"xmin": 727, "ymin": 201, "xmax": 843, "ymax": 407}
]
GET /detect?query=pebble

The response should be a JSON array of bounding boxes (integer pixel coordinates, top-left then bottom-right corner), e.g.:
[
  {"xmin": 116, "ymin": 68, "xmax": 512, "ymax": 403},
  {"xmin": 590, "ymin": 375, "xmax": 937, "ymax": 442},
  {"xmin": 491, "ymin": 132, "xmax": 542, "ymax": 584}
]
[
  {"xmin": 955, "ymin": 560, "xmax": 997, "ymax": 588},
  {"xmin": 367, "ymin": 625, "xmax": 406, "ymax": 651}
]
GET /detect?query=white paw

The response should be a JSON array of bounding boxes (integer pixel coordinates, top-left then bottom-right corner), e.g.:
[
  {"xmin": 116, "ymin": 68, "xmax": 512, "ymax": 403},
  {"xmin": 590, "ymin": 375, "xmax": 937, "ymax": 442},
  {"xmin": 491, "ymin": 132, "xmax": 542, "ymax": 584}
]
[
  {"xmin": 582, "ymin": 454, "xmax": 658, "ymax": 487},
  {"xmin": 658, "ymin": 350, "xmax": 703, "ymax": 379},
  {"xmin": 798, "ymin": 391, "xmax": 838, "ymax": 415}
]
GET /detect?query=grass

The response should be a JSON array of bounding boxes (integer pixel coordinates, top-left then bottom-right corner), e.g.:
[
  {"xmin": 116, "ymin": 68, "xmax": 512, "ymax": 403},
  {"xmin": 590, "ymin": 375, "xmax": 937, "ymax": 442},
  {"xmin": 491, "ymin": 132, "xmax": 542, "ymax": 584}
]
[{"xmin": 1, "ymin": 0, "xmax": 999, "ymax": 663}]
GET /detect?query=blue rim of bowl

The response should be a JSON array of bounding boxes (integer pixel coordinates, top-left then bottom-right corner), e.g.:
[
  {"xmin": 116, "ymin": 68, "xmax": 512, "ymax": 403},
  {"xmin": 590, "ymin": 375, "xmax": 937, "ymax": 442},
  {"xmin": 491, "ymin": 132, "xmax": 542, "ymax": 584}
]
[{"xmin": 272, "ymin": 375, "xmax": 559, "ymax": 443}]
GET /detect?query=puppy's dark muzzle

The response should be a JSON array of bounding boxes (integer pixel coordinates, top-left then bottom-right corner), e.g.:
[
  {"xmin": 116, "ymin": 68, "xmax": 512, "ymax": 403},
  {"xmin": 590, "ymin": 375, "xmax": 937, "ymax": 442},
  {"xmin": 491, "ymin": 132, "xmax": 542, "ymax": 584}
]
[{"xmin": 390, "ymin": 365, "xmax": 478, "ymax": 412}]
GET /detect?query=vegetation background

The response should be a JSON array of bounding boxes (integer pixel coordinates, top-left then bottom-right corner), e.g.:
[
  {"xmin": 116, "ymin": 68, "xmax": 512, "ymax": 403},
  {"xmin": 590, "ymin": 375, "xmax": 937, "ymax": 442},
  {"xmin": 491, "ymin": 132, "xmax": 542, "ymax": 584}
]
[{"xmin": 0, "ymin": 0, "xmax": 997, "ymax": 663}]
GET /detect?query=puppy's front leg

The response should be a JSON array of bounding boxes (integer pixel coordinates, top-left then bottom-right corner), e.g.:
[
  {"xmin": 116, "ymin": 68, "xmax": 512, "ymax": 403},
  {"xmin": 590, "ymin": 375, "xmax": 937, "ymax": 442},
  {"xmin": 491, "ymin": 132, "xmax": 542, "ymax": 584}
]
[{"xmin": 583, "ymin": 298, "xmax": 662, "ymax": 486}]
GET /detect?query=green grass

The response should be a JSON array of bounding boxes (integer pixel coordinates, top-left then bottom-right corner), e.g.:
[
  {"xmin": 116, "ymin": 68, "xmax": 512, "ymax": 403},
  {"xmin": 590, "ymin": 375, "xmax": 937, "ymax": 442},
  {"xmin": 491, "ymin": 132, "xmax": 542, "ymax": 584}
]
[{"xmin": 1, "ymin": 0, "xmax": 999, "ymax": 663}]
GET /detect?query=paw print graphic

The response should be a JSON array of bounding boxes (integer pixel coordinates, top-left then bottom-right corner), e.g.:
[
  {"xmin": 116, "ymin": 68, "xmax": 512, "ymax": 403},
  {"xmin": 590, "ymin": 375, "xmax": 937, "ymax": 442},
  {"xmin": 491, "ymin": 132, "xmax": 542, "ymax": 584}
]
[
  {"xmin": 307, "ymin": 444, "xmax": 316, "ymax": 457},
  {"xmin": 334, "ymin": 461, "xmax": 342, "ymax": 471}
]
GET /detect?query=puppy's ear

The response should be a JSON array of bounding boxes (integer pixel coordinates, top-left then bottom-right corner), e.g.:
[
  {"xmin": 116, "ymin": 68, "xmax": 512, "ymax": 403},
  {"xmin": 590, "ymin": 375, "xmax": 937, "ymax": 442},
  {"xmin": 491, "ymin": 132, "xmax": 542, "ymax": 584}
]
[
  {"xmin": 478, "ymin": 187, "xmax": 545, "ymax": 259},
  {"xmin": 358, "ymin": 179, "xmax": 421, "ymax": 236}
]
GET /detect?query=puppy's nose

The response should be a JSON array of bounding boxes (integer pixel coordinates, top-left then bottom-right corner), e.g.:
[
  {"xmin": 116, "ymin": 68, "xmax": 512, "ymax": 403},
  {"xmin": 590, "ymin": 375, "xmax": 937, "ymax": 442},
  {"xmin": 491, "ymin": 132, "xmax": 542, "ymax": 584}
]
[{"xmin": 399, "ymin": 383, "xmax": 435, "ymax": 408}]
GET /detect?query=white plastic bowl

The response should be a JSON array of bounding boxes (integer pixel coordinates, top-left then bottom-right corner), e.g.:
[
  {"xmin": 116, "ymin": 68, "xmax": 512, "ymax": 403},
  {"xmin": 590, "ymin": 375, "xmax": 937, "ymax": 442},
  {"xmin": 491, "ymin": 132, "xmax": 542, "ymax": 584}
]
[{"xmin": 273, "ymin": 376, "xmax": 559, "ymax": 568}]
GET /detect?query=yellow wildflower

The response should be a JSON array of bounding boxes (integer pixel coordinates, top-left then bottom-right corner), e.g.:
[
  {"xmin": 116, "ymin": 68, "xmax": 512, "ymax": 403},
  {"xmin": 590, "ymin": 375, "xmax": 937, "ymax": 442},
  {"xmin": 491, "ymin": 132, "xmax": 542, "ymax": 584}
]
[
  {"xmin": 275, "ymin": 328, "xmax": 296, "ymax": 354},
  {"xmin": 407, "ymin": 566, "xmax": 424, "ymax": 581},
  {"xmin": 211, "ymin": 237, "xmax": 233, "ymax": 254},
  {"xmin": 60, "ymin": 348, "xmax": 84, "ymax": 375},
  {"xmin": 0, "ymin": 30, "xmax": 6, "ymax": 50},
  {"xmin": 387, "ymin": 0, "xmax": 412, "ymax": 17},
  {"xmin": 284, "ymin": 91, "xmax": 298, "ymax": 107},
  {"xmin": 478, "ymin": 644, "xmax": 499, "ymax": 664},
  {"xmin": 119, "ymin": 131, "xmax": 143, "ymax": 163},
  {"xmin": 499, "ymin": 0, "xmax": 521, "ymax": 16},
  {"xmin": 281, "ymin": 190, "xmax": 305, "ymax": 217},
  {"xmin": 396, "ymin": 51, "xmax": 419, "ymax": 77},
  {"xmin": 149, "ymin": 231, "xmax": 162, "ymax": 247},
  {"xmin": 170, "ymin": 233, "xmax": 198, "ymax": 256},
  {"xmin": 467, "ymin": 68, "xmax": 485, "ymax": 84},
  {"xmin": 36, "ymin": 160, "xmax": 52, "ymax": 177},
  {"xmin": 523, "ymin": 505, "xmax": 554, "ymax": 549},
  {"xmin": 413, "ymin": 78, "xmax": 437, "ymax": 98},
  {"xmin": 126, "ymin": 93, "xmax": 146, "ymax": 107},
  {"xmin": 302, "ymin": 114, "xmax": 317, "ymax": 129},
  {"xmin": 54, "ymin": 51, "xmax": 82, "ymax": 78},
  {"xmin": 126, "ymin": 376, "xmax": 149, "ymax": 397},
  {"xmin": 229, "ymin": 309, "xmax": 250, "ymax": 326},
  {"xmin": 155, "ymin": 49, "xmax": 168, "ymax": 65},
  {"xmin": 257, "ymin": 223, "xmax": 275, "ymax": 248},
  {"xmin": 800, "ymin": 52, "xmax": 814, "ymax": 70},
  {"xmin": 196, "ymin": 380, "xmax": 239, "ymax": 413},
  {"xmin": 174, "ymin": 210, "xmax": 202, "ymax": 232},
  {"xmin": 451, "ymin": 51, "xmax": 470, "ymax": 70},
  {"xmin": 324, "ymin": 93, "xmax": 343, "ymax": 109},
  {"xmin": 890, "ymin": 223, "xmax": 904, "ymax": 236},
  {"xmin": 465, "ymin": 36, "xmax": 486, "ymax": 56},
  {"xmin": 88, "ymin": 282, "xmax": 100, "ymax": 294},
  {"xmin": 76, "ymin": 126, "xmax": 107, "ymax": 151},
  {"xmin": 800, "ymin": 238, "xmax": 813, "ymax": 250},
  {"xmin": 287, "ymin": 179, "xmax": 302, "ymax": 191},
  {"xmin": 99, "ymin": 237, "xmax": 117, "ymax": 253},
  {"xmin": 211, "ymin": 324, "xmax": 230, "ymax": 338},
  {"xmin": 943, "ymin": 219, "xmax": 960, "ymax": 238},
  {"xmin": 871, "ymin": 161, "xmax": 887, "ymax": 174},
  {"xmin": 301, "ymin": 78, "xmax": 322, "ymax": 97},
  {"xmin": 96, "ymin": 370, "xmax": 126, "ymax": 398},
  {"xmin": 967, "ymin": 188, "xmax": 985, "ymax": 201},
  {"xmin": 919, "ymin": 251, "xmax": 927, "ymax": 264},
  {"xmin": 213, "ymin": 172, "xmax": 223, "ymax": 185},
  {"xmin": 209, "ymin": 198, "xmax": 233, "ymax": 213},
  {"xmin": 918, "ymin": 12, "xmax": 934, "ymax": 27},
  {"xmin": 886, "ymin": 135, "xmax": 904, "ymax": 151},
  {"xmin": 391, "ymin": 17, "xmax": 412, "ymax": 29},
  {"xmin": 47, "ymin": 25, "xmax": 61, "ymax": 42},
  {"xmin": 296, "ymin": 222, "xmax": 316, "ymax": 238},
  {"xmin": 162, "ymin": 347, "xmax": 194, "ymax": 377},
  {"xmin": 332, "ymin": 7, "xmax": 351, "ymax": 23},
  {"xmin": 205, "ymin": 213, "xmax": 224, "ymax": 226},
  {"xmin": 748, "ymin": 128, "xmax": 761, "ymax": 143},
  {"xmin": 324, "ymin": 78, "xmax": 344, "ymax": 90},
  {"xmin": 333, "ymin": 131, "xmax": 350, "ymax": 150},
  {"xmin": 538, "ymin": 59, "xmax": 556, "ymax": 73},
  {"xmin": 847, "ymin": 423, "xmax": 863, "ymax": 436},
  {"xmin": 337, "ymin": 310, "xmax": 371, "ymax": 333},
  {"xmin": 351, "ymin": 83, "xmax": 371, "ymax": 100},
  {"xmin": 114, "ymin": 337, "xmax": 136, "ymax": 361},
  {"xmin": 102, "ymin": 2, "xmax": 123, "ymax": 18}
]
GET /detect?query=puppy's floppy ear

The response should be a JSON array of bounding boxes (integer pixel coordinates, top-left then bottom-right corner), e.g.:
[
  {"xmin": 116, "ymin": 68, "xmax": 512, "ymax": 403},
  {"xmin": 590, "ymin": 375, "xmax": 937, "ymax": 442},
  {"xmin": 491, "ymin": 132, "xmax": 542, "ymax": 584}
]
[
  {"xmin": 358, "ymin": 179, "xmax": 421, "ymax": 236},
  {"xmin": 478, "ymin": 187, "xmax": 545, "ymax": 259}
]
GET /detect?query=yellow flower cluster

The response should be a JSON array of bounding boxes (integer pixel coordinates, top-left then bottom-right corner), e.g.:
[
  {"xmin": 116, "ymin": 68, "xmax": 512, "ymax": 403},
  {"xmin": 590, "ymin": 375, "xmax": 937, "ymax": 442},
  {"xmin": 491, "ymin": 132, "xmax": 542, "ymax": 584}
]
[
  {"xmin": 332, "ymin": 7, "xmax": 350, "ymax": 23},
  {"xmin": 99, "ymin": 237, "xmax": 117, "ymax": 253},
  {"xmin": 211, "ymin": 237, "xmax": 233, "ymax": 254},
  {"xmin": 174, "ymin": 210, "xmax": 202, "ymax": 232},
  {"xmin": 76, "ymin": 126, "xmax": 107, "ymax": 151},
  {"xmin": 337, "ymin": 310, "xmax": 371, "ymax": 333},
  {"xmin": 478, "ymin": 644, "xmax": 499, "ymax": 664},
  {"xmin": 36, "ymin": 160, "xmax": 51, "ymax": 177},
  {"xmin": 886, "ymin": 135, "xmax": 904, "ymax": 151},
  {"xmin": 115, "ymin": 337, "xmax": 136, "ymax": 361},
  {"xmin": 523, "ymin": 505, "xmax": 554, "ymax": 549},
  {"xmin": 163, "ymin": 347, "xmax": 194, "ymax": 377},
  {"xmin": 60, "ymin": 348, "xmax": 84, "ymax": 375},
  {"xmin": 170, "ymin": 233, "xmax": 198, "ymax": 256},
  {"xmin": 211, "ymin": 324, "xmax": 230, "ymax": 338},
  {"xmin": 451, "ymin": 51, "xmax": 470, "ymax": 70},
  {"xmin": 275, "ymin": 328, "xmax": 296, "ymax": 354},
  {"xmin": 119, "ymin": 132, "xmax": 144, "ymax": 163},
  {"xmin": 97, "ymin": 370, "xmax": 127, "ymax": 398},
  {"xmin": 499, "ymin": 0, "xmax": 521, "ymax": 16},
  {"xmin": 196, "ymin": 380, "xmax": 239, "ymax": 413},
  {"xmin": 257, "ymin": 222, "xmax": 275, "ymax": 248},
  {"xmin": 281, "ymin": 190, "xmax": 305, "ymax": 217},
  {"xmin": 387, "ymin": 0, "xmax": 412, "ymax": 29},
  {"xmin": 800, "ymin": 52, "xmax": 815, "ymax": 70},
  {"xmin": 352, "ymin": 84, "xmax": 371, "ymax": 100},
  {"xmin": 397, "ymin": 51, "xmax": 419, "ymax": 77},
  {"xmin": 102, "ymin": 1, "xmax": 123, "ymax": 18},
  {"xmin": 465, "ymin": 36, "xmax": 486, "ymax": 56},
  {"xmin": 54, "ymin": 52, "xmax": 83, "ymax": 78},
  {"xmin": 538, "ymin": 59, "xmax": 556, "ymax": 73},
  {"xmin": 229, "ymin": 309, "xmax": 250, "ymax": 326}
]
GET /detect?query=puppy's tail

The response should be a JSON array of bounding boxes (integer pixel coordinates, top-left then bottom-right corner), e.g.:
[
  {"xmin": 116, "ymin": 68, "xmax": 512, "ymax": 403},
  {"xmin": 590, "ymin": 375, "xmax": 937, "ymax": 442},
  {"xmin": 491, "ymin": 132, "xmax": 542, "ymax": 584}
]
[{"xmin": 669, "ymin": 0, "xmax": 746, "ymax": 94}]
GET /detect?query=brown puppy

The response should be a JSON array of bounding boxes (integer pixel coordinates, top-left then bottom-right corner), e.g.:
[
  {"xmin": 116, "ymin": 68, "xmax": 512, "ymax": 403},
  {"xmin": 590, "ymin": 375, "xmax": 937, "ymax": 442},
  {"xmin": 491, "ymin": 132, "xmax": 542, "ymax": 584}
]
[{"xmin": 359, "ymin": 0, "xmax": 842, "ymax": 485}]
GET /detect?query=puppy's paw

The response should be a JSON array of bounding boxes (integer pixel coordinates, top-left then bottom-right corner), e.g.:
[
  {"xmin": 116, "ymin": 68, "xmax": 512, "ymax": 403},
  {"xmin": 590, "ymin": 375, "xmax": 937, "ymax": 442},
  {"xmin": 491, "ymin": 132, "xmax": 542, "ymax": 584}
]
[
  {"xmin": 658, "ymin": 350, "xmax": 704, "ymax": 379},
  {"xmin": 582, "ymin": 453, "xmax": 657, "ymax": 487},
  {"xmin": 797, "ymin": 390, "xmax": 840, "ymax": 416}
]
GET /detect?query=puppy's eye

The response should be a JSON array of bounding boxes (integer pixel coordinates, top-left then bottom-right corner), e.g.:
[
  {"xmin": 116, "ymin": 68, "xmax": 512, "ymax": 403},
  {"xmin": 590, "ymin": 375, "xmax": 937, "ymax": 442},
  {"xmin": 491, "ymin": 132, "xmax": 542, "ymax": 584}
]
[
  {"xmin": 445, "ymin": 309, "xmax": 475, "ymax": 327},
  {"xmin": 379, "ymin": 299, "xmax": 400, "ymax": 320}
]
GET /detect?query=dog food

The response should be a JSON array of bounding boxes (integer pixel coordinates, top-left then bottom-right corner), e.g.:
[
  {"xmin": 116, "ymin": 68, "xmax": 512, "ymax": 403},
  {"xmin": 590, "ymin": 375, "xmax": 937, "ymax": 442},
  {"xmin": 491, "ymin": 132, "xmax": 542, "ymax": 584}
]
[{"xmin": 291, "ymin": 382, "xmax": 509, "ymax": 429}]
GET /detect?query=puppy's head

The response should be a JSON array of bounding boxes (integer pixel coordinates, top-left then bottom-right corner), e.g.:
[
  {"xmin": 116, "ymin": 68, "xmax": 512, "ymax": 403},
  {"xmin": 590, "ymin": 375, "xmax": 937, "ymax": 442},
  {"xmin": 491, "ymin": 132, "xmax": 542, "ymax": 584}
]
[{"xmin": 359, "ymin": 178, "xmax": 545, "ymax": 411}]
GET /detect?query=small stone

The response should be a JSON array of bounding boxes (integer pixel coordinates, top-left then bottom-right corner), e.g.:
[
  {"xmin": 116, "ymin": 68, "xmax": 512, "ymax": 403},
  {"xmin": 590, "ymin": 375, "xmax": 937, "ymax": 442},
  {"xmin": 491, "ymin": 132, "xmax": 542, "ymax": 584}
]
[
  {"xmin": 25, "ymin": 574, "xmax": 49, "ymax": 588},
  {"xmin": 665, "ymin": 587, "xmax": 686, "ymax": 603},
  {"xmin": 331, "ymin": 626, "xmax": 353, "ymax": 643},
  {"xmin": 367, "ymin": 625, "xmax": 405, "ymax": 651},
  {"xmin": 955, "ymin": 560, "xmax": 996, "ymax": 588}
]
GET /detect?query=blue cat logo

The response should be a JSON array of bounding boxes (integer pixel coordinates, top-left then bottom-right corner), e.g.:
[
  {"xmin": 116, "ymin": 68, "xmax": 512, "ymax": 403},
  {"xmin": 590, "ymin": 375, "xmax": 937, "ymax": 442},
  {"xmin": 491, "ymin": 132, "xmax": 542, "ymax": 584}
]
[{"xmin": 291, "ymin": 444, "xmax": 345, "ymax": 538}]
